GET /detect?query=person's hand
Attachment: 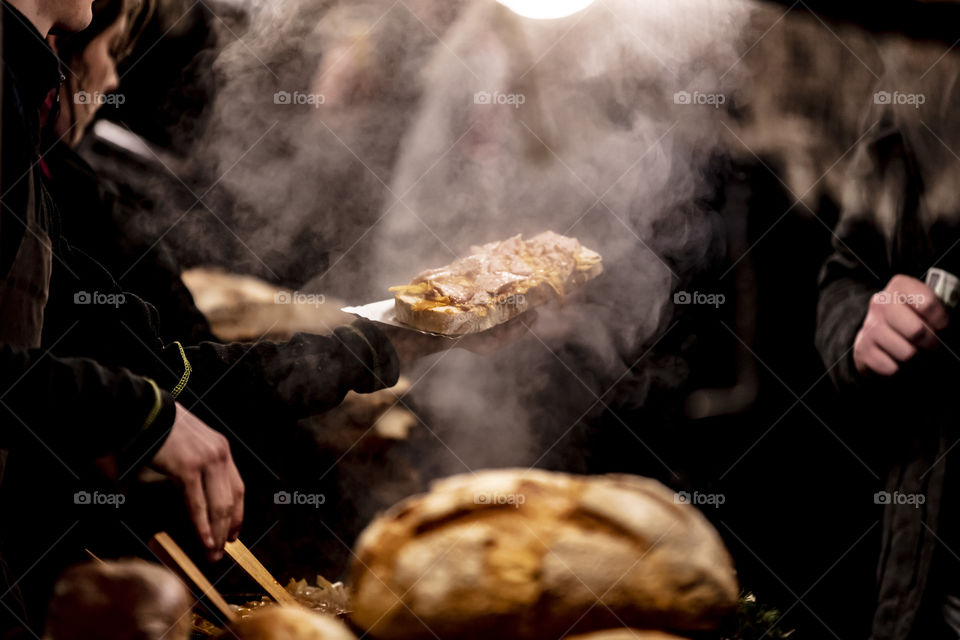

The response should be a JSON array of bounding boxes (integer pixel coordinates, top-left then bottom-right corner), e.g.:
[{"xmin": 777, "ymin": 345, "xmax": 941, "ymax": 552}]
[
  {"xmin": 853, "ymin": 275, "xmax": 949, "ymax": 377},
  {"xmin": 150, "ymin": 403, "xmax": 244, "ymax": 562}
]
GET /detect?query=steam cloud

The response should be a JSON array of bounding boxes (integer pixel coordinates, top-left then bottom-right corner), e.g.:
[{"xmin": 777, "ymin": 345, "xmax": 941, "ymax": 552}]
[{"xmin": 194, "ymin": 0, "xmax": 755, "ymax": 476}]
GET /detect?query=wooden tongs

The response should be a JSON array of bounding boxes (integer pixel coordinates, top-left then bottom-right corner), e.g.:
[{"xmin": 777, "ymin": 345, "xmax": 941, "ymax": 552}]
[
  {"xmin": 149, "ymin": 532, "xmax": 300, "ymax": 625},
  {"xmin": 222, "ymin": 538, "xmax": 299, "ymax": 607},
  {"xmin": 149, "ymin": 531, "xmax": 237, "ymax": 623}
]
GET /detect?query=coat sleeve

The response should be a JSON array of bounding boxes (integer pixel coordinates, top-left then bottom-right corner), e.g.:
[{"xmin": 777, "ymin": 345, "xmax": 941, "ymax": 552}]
[
  {"xmin": 815, "ymin": 123, "xmax": 914, "ymax": 392},
  {"xmin": 0, "ymin": 344, "xmax": 176, "ymax": 470},
  {"xmin": 160, "ymin": 319, "xmax": 400, "ymax": 425},
  {"xmin": 816, "ymin": 218, "xmax": 885, "ymax": 391}
]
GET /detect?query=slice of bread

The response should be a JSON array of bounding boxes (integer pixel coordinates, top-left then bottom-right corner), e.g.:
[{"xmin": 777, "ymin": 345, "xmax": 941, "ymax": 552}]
[{"xmin": 394, "ymin": 246, "xmax": 603, "ymax": 335}]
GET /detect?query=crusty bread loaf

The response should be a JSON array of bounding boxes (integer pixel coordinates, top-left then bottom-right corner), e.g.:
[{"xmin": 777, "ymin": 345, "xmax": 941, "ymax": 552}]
[
  {"xmin": 228, "ymin": 607, "xmax": 358, "ymax": 640},
  {"xmin": 44, "ymin": 560, "xmax": 192, "ymax": 640},
  {"xmin": 566, "ymin": 631, "xmax": 690, "ymax": 640},
  {"xmin": 349, "ymin": 469, "xmax": 738, "ymax": 640},
  {"xmin": 394, "ymin": 247, "xmax": 603, "ymax": 335}
]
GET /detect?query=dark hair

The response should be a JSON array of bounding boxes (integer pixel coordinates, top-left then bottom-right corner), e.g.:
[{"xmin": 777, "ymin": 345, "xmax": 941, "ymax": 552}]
[{"xmin": 54, "ymin": 0, "xmax": 155, "ymax": 64}]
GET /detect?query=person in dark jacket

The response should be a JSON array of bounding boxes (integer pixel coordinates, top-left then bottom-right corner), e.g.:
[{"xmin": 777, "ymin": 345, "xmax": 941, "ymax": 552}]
[
  {"xmin": 0, "ymin": 0, "xmax": 249, "ymax": 621},
  {"xmin": 816, "ymin": 107, "xmax": 960, "ymax": 639},
  {"xmin": 46, "ymin": 0, "xmax": 218, "ymax": 345},
  {"xmin": 0, "ymin": 0, "xmax": 462, "ymax": 633},
  {"xmin": 44, "ymin": 141, "xmax": 219, "ymax": 344}
]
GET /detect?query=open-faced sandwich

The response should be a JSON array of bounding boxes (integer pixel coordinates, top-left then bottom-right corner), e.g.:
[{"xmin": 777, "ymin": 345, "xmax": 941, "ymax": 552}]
[{"xmin": 389, "ymin": 231, "xmax": 602, "ymax": 335}]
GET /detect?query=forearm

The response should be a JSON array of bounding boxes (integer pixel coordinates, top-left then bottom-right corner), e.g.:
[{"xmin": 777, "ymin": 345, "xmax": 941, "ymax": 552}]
[
  {"xmin": 816, "ymin": 274, "xmax": 873, "ymax": 389},
  {"xmin": 815, "ymin": 214, "xmax": 893, "ymax": 390},
  {"xmin": 173, "ymin": 319, "xmax": 400, "ymax": 422},
  {"xmin": 0, "ymin": 344, "xmax": 176, "ymax": 469}
]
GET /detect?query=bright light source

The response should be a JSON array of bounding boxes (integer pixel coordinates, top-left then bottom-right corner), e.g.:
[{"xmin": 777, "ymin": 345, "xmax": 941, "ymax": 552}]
[{"xmin": 496, "ymin": 0, "xmax": 596, "ymax": 20}]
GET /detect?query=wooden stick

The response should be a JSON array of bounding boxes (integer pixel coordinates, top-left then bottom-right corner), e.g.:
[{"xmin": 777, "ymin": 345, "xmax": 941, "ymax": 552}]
[
  {"xmin": 223, "ymin": 539, "xmax": 299, "ymax": 607},
  {"xmin": 84, "ymin": 549, "xmax": 105, "ymax": 565},
  {"xmin": 149, "ymin": 532, "xmax": 237, "ymax": 623}
]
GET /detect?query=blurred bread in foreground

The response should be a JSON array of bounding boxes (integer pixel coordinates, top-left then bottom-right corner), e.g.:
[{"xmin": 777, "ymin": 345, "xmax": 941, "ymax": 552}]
[
  {"xmin": 43, "ymin": 559, "xmax": 191, "ymax": 640},
  {"xmin": 225, "ymin": 607, "xmax": 357, "ymax": 640},
  {"xmin": 349, "ymin": 469, "xmax": 737, "ymax": 640},
  {"xmin": 566, "ymin": 631, "xmax": 690, "ymax": 640}
]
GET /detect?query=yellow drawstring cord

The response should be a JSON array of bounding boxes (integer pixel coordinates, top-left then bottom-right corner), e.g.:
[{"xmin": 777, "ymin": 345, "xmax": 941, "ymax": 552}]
[
  {"xmin": 140, "ymin": 378, "xmax": 163, "ymax": 431},
  {"xmin": 167, "ymin": 341, "xmax": 192, "ymax": 400}
]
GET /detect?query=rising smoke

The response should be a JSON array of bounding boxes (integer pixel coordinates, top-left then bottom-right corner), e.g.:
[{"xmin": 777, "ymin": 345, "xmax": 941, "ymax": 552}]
[
  {"xmin": 375, "ymin": 0, "xmax": 754, "ymax": 475},
  {"xmin": 195, "ymin": 0, "xmax": 469, "ymax": 292},
  {"xmin": 195, "ymin": 0, "xmax": 755, "ymax": 476}
]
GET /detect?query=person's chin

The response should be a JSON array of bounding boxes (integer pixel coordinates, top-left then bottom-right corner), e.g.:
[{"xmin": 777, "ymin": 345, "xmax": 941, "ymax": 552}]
[{"xmin": 52, "ymin": 6, "xmax": 94, "ymax": 34}]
